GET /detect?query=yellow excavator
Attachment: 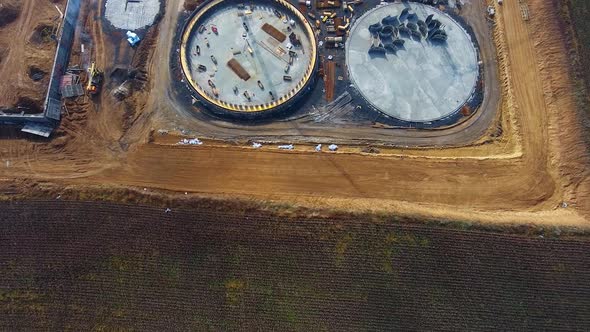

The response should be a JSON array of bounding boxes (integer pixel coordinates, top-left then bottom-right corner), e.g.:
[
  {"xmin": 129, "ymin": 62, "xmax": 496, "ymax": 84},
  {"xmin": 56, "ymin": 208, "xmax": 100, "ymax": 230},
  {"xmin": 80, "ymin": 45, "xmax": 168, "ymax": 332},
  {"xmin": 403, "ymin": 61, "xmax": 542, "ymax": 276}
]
[{"xmin": 86, "ymin": 62, "xmax": 103, "ymax": 96}]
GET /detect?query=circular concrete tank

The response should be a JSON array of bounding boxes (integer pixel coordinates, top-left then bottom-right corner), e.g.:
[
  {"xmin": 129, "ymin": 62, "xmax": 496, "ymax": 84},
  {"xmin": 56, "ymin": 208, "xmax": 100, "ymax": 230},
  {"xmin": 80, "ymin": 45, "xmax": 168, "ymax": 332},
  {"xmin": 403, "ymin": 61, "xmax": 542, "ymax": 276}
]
[
  {"xmin": 180, "ymin": 0, "xmax": 318, "ymax": 119},
  {"xmin": 346, "ymin": 3, "xmax": 479, "ymax": 123},
  {"xmin": 105, "ymin": 0, "xmax": 161, "ymax": 30}
]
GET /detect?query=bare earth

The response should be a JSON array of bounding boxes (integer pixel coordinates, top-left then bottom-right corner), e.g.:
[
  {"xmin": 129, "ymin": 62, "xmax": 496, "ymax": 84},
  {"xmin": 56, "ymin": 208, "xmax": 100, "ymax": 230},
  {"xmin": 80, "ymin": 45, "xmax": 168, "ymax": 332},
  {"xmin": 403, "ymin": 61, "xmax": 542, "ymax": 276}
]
[
  {"xmin": 0, "ymin": 0, "xmax": 589, "ymax": 229},
  {"xmin": 0, "ymin": 0, "xmax": 65, "ymax": 111}
]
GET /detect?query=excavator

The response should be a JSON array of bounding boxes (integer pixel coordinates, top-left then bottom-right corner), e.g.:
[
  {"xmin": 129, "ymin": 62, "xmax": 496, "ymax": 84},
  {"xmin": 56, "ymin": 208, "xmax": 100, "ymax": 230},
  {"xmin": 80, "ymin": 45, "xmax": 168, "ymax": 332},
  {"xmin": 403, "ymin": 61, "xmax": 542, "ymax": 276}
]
[{"xmin": 86, "ymin": 62, "xmax": 103, "ymax": 96}]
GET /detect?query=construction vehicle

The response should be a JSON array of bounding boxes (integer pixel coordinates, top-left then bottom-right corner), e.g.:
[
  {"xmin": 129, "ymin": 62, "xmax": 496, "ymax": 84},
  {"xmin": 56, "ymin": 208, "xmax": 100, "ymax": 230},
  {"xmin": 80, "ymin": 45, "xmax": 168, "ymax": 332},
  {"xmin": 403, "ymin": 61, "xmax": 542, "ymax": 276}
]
[
  {"xmin": 126, "ymin": 31, "xmax": 141, "ymax": 47},
  {"xmin": 86, "ymin": 62, "xmax": 103, "ymax": 96}
]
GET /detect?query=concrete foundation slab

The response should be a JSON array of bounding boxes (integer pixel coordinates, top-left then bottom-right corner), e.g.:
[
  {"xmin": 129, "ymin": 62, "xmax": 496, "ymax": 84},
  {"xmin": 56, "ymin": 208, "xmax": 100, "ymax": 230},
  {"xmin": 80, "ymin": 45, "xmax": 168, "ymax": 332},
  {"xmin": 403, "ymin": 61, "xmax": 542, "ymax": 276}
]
[
  {"xmin": 185, "ymin": 2, "xmax": 315, "ymax": 109},
  {"xmin": 105, "ymin": 0, "xmax": 160, "ymax": 30},
  {"xmin": 346, "ymin": 3, "xmax": 479, "ymax": 122}
]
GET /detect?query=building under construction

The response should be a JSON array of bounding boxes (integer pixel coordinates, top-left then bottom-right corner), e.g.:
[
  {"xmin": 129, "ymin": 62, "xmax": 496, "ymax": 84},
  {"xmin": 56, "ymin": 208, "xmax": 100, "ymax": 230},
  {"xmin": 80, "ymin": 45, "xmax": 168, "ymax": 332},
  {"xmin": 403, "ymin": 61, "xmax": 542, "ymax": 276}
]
[
  {"xmin": 346, "ymin": 3, "xmax": 480, "ymax": 123},
  {"xmin": 180, "ymin": 0, "xmax": 319, "ymax": 119}
]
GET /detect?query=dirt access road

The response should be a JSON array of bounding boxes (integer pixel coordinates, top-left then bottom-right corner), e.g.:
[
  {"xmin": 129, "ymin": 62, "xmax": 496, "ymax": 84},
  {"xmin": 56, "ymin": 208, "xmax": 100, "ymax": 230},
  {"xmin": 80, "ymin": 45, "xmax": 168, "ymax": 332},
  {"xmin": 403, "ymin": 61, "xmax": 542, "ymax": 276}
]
[{"xmin": 1, "ymin": 0, "xmax": 589, "ymax": 228}]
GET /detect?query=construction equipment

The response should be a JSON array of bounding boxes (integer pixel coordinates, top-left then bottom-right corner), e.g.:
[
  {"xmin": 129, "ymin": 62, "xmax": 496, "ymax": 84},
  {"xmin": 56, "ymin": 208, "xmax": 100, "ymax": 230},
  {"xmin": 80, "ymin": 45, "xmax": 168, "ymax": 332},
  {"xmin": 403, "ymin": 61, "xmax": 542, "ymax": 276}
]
[
  {"xmin": 86, "ymin": 62, "xmax": 103, "ymax": 96},
  {"xmin": 126, "ymin": 31, "xmax": 141, "ymax": 47}
]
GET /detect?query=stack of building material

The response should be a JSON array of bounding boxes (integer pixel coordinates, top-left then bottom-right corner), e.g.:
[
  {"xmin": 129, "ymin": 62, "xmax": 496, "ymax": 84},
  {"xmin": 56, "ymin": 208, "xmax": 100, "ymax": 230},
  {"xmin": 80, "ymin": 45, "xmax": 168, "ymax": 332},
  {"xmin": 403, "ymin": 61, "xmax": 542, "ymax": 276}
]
[
  {"xmin": 262, "ymin": 23, "xmax": 286, "ymax": 42},
  {"xmin": 60, "ymin": 74, "xmax": 84, "ymax": 98},
  {"xmin": 227, "ymin": 58, "xmax": 251, "ymax": 81}
]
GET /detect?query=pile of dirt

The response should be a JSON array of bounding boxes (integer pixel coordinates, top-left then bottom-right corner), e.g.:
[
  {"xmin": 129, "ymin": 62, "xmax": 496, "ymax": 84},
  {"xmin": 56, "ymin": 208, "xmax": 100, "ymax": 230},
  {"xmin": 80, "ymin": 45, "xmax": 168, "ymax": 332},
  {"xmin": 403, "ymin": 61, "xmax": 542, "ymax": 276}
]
[
  {"xmin": 0, "ymin": 0, "xmax": 20, "ymax": 27},
  {"xmin": 183, "ymin": 0, "xmax": 203, "ymax": 11},
  {"xmin": 27, "ymin": 66, "xmax": 46, "ymax": 81},
  {"xmin": 533, "ymin": 0, "xmax": 590, "ymax": 216},
  {"xmin": 360, "ymin": 146, "xmax": 380, "ymax": 154},
  {"xmin": 29, "ymin": 23, "xmax": 54, "ymax": 45},
  {"xmin": 15, "ymin": 96, "xmax": 42, "ymax": 114},
  {"xmin": 51, "ymin": 97, "xmax": 91, "ymax": 140},
  {"xmin": 0, "ymin": 97, "xmax": 42, "ymax": 114}
]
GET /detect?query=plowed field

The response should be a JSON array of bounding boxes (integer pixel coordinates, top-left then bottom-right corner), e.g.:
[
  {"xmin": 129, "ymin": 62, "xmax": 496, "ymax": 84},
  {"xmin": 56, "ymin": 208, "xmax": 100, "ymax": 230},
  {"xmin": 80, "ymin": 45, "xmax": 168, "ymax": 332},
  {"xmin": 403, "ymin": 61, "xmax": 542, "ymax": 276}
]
[{"xmin": 0, "ymin": 201, "xmax": 589, "ymax": 330}]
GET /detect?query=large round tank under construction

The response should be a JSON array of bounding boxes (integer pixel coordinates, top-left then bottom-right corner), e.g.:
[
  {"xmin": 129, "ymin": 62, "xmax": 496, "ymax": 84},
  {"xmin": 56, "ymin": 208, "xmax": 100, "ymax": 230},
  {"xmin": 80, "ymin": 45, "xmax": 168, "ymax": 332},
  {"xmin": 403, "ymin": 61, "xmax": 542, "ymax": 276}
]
[
  {"xmin": 345, "ymin": 3, "xmax": 481, "ymax": 123},
  {"xmin": 180, "ymin": 0, "xmax": 319, "ymax": 120}
]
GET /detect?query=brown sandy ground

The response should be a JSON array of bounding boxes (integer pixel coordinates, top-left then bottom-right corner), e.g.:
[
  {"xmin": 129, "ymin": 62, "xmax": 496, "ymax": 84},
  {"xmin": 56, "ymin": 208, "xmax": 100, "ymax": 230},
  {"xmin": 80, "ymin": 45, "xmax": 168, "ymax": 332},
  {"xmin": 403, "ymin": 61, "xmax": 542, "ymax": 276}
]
[
  {"xmin": 0, "ymin": 0, "xmax": 65, "ymax": 112},
  {"xmin": 0, "ymin": 0, "xmax": 589, "ymax": 228}
]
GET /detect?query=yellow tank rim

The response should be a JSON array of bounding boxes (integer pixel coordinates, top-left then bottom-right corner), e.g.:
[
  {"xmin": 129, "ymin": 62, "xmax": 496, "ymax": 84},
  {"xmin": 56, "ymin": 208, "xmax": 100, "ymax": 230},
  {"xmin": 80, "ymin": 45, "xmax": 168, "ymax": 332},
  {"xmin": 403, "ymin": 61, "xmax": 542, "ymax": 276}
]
[{"xmin": 180, "ymin": 0, "xmax": 318, "ymax": 113}]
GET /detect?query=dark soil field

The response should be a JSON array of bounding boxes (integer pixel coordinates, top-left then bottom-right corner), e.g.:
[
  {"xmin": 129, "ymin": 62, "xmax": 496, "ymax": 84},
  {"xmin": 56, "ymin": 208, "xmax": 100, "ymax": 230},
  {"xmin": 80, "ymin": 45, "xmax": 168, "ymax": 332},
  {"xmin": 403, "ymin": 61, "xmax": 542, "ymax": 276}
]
[{"xmin": 0, "ymin": 201, "xmax": 589, "ymax": 331}]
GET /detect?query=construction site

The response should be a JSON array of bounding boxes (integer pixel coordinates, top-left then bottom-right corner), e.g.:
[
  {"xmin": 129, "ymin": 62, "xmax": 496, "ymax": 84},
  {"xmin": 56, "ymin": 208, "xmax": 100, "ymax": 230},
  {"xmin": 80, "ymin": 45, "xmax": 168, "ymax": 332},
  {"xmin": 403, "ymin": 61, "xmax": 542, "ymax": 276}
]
[
  {"xmin": 1, "ymin": 0, "xmax": 590, "ymax": 328},
  {"xmin": 172, "ymin": 0, "xmax": 485, "ymax": 129}
]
